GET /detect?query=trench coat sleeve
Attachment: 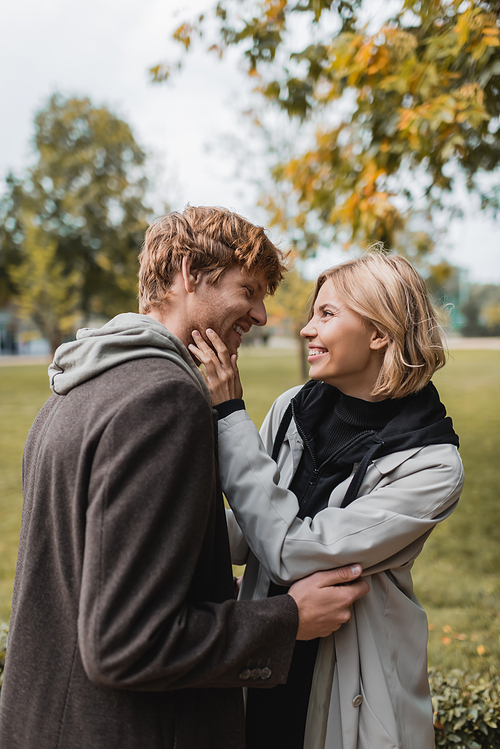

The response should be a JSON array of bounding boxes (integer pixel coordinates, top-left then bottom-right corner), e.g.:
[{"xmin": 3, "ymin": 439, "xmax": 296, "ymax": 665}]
[
  {"xmin": 218, "ymin": 406, "xmax": 464, "ymax": 586},
  {"xmin": 225, "ymin": 508, "xmax": 250, "ymax": 565},
  {"xmin": 78, "ymin": 376, "xmax": 298, "ymax": 691}
]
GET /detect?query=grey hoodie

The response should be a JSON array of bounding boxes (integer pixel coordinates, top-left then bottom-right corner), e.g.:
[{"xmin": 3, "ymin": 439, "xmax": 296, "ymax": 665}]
[{"xmin": 48, "ymin": 312, "xmax": 211, "ymax": 402}]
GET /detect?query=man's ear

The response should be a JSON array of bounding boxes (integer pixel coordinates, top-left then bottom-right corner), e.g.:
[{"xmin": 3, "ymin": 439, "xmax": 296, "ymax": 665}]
[
  {"xmin": 181, "ymin": 256, "xmax": 201, "ymax": 293},
  {"xmin": 369, "ymin": 329, "xmax": 389, "ymax": 351}
]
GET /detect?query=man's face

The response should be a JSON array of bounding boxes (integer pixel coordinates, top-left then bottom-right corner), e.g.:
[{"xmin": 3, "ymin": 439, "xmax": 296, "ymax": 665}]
[{"xmin": 190, "ymin": 265, "xmax": 268, "ymax": 356}]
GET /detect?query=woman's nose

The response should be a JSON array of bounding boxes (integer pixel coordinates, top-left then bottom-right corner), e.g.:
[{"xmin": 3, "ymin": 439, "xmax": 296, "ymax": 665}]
[{"xmin": 300, "ymin": 320, "xmax": 315, "ymax": 338}]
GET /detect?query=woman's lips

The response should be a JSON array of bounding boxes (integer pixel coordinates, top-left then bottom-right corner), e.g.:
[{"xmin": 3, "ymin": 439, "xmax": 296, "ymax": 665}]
[{"xmin": 307, "ymin": 348, "xmax": 328, "ymax": 361}]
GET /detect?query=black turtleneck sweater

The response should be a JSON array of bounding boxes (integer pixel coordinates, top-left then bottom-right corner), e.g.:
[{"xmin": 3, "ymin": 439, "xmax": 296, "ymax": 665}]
[
  {"xmin": 290, "ymin": 392, "xmax": 407, "ymax": 520},
  {"xmin": 316, "ymin": 392, "xmax": 405, "ymax": 464}
]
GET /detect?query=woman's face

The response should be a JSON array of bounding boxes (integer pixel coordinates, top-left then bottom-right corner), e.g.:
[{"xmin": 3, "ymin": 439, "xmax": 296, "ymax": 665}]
[{"xmin": 300, "ymin": 280, "xmax": 387, "ymax": 401}]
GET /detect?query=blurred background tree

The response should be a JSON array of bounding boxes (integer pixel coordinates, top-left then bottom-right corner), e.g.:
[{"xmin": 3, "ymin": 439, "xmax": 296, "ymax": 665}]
[
  {"xmin": 0, "ymin": 94, "xmax": 152, "ymax": 353},
  {"xmin": 266, "ymin": 262, "xmax": 315, "ymax": 379},
  {"xmin": 460, "ymin": 282, "xmax": 500, "ymax": 335},
  {"xmin": 8, "ymin": 219, "xmax": 83, "ymax": 355},
  {"xmin": 0, "ymin": 176, "xmax": 23, "ymax": 310},
  {"xmin": 155, "ymin": 0, "xmax": 500, "ymax": 259}
]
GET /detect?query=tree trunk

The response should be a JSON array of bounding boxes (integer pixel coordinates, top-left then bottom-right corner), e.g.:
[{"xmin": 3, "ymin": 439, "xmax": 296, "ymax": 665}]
[
  {"xmin": 296, "ymin": 328, "xmax": 308, "ymax": 383},
  {"xmin": 49, "ymin": 330, "xmax": 62, "ymax": 358}
]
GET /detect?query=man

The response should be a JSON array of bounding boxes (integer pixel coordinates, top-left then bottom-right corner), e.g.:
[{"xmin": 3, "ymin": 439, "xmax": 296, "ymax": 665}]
[{"xmin": 0, "ymin": 206, "xmax": 368, "ymax": 749}]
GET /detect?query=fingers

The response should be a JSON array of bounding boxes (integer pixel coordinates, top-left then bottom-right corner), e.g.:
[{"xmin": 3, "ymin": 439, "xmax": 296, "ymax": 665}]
[
  {"xmin": 188, "ymin": 331, "xmax": 226, "ymax": 381},
  {"xmin": 189, "ymin": 330, "xmax": 227, "ymax": 367},
  {"xmin": 289, "ymin": 565, "xmax": 370, "ymax": 639},
  {"xmin": 190, "ymin": 329, "xmax": 232, "ymax": 368},
  {"xmin": 230, "ymin": 354, "xmax": 243, "ymax": 399},
  {"xmin": 205, "ymin": 329, "xmax": 232, "ymax": 367},
  {"xmin": 310, "ymin": 564, "xmax": 363, "ymax": 588},
  {"xmin": 188, "ymin": 340, "xmax": 218, "ymax": 380},
  {"xmin": 204, "ymin": 332, "xmax": 242, "ymax": 399},
  {"xmin": 188, "ymin": 330, "xmax": 242, "ymax": 405},
  {"xmin": 188, "ymin": 330, "xmax": 235, "ymax": 376},
  {"xmin": 310, "ymin": 566, "xmax": 370, "ymax": 604},
  {"xmin": 347, "ymin": 578, "xmax": 371, "ymax": 604}
]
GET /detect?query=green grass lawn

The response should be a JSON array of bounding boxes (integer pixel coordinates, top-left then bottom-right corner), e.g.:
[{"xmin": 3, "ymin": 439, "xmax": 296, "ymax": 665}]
[
  {"xmin": 0, "ymin": 347, "xmax": 499, "ymax": 673},
  {"xmin": 0, "ymin": 365, "xmax": 52, "ymax": 621},
  {"xmin": 414, "ymin": 350, "xmax": 500, "ymax": 674}
]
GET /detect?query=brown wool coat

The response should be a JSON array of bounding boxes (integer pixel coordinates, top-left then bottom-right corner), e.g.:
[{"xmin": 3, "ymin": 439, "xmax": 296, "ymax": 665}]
[{"xmin": 0, "ymin": 358, "xmax": 298, "ymax": 749}]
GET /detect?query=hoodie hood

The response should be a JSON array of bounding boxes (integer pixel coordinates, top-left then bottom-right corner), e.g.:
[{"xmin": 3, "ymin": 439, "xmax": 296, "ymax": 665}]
[{"xmin": 48, "ymin": 312, "xmax": 210, "ymax": 402}]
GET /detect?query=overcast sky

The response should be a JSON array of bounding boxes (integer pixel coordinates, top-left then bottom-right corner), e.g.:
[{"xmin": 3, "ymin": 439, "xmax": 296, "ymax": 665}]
[{"xmin": 1, "ymin": 0, "xmax": 499, "ymax": 283}]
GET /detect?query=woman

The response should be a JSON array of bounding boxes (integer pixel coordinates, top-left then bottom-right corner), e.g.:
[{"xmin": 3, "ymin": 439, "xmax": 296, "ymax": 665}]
[{"xmin": 189, "ymin": 252, "xmax": 464, "ymax": 749}]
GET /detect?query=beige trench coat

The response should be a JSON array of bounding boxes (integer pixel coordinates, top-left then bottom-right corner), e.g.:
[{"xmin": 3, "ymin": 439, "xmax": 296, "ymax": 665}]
[{"xmin": 219, "ymin": 386, "xmax": 464, "ymax": 749}]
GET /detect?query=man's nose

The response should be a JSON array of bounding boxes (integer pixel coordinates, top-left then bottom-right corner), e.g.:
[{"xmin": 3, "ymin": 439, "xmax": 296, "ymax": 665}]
[{"xmin": 250, "ymin": 300, "xmax": 267, "ymax": 327}]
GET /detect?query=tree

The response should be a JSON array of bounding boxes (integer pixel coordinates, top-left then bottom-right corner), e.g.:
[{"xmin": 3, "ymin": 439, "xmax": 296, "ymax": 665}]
[
  {"xmin": 9, "ymin": 217, "xmax": 83, "ymax": 354},
  {"xmin": 266, "ymin": 262, "xmax": 315, "ymax": 379},
  {"xmin": 460, "ymin": 281, "xmax": 500, "ymax": 334},
  {"xmin": 0, "ymin": 94, "xmax": 152, "ymax": 353},
  {"xmin": 155, "ymin": 0, "xmax": 500, "ymax": 255}
]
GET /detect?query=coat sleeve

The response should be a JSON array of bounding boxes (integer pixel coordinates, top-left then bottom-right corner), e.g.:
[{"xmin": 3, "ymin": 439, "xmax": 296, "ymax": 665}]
[
  {"xmin": 218, "ymin": 408, "xmax": 464, "ymax": 586},
  {"xmin": 225, "ymin": 508, "xmax": 250, "ymax": 565},
  {"xmin": 78, "ymin": 375, "xmax": 297, "ymax": 691}
]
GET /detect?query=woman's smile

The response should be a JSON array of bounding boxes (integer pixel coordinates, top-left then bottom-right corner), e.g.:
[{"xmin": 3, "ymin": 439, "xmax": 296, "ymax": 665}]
[{"xmin": 307, "ymin": 347, "xmax": 329, "ymax": 361}]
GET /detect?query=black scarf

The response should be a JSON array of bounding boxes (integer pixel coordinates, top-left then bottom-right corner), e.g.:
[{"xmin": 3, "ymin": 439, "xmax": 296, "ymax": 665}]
[{"xmin": 277, "ymin": 380, "xmax": 459, "ymax": 519}]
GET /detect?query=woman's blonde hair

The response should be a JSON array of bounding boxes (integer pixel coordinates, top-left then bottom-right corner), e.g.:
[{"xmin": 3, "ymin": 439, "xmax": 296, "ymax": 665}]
[{"xmin": 310, "ymin": 251, "xmax": 446, "ymax": 398}]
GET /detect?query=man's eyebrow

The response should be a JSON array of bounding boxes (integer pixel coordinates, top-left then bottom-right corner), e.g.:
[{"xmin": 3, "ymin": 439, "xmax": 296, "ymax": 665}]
[
  {"xmin": 243, "ymin": 279, "xmax": 266, "ymax": 295},
  {"xmin": 255, "ymin": 281, "xmax": 266, "ymax": 294}
]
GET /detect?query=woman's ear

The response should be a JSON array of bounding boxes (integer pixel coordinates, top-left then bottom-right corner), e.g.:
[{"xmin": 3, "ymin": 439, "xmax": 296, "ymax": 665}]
[
  {"xmin": 370, "ymin": 329, "xmax": 389, "ymax": 351},
  {"xmin": 181, "ymin": 256, "xmax": 201, "ymax": 293}
]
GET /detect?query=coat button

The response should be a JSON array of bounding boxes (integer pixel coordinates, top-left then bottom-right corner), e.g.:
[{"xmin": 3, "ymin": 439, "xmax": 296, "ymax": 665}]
[
  {"xmin": 260, "ymin": 667, "xmax": 272, "ymax": 680},
  {"xmin": 352, "ymin": 695, "xmax": 363, "ymax": 708},
  {"xmin": 250, "ymin": 668, "xmax": 262, "ymax": 680},
  {"xmin": 239, "ymin": 668, "xmax": 251, "ymax": 681}
]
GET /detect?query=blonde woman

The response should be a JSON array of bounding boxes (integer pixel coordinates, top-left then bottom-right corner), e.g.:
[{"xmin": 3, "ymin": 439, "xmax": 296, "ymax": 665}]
[{"xmin": 190, "ymin": 253, "xmax": 464, "ymax": 749}]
